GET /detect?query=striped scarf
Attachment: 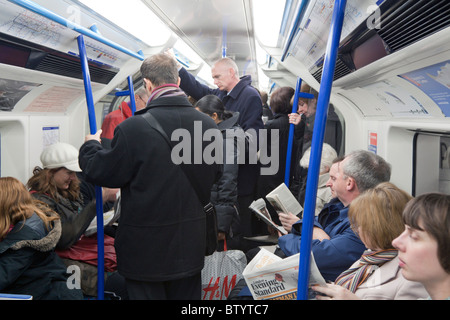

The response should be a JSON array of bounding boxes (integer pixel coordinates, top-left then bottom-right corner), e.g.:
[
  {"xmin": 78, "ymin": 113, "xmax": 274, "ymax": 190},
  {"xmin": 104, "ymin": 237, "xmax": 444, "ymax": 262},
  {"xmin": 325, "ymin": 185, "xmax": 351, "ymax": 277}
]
[
  {"xmin": 147, "ymin": 84, "xmax": 186, "ymax": 104},
  {"xmin": 335, "ymin": 249, "xmax": 398, "ymax": 293}
]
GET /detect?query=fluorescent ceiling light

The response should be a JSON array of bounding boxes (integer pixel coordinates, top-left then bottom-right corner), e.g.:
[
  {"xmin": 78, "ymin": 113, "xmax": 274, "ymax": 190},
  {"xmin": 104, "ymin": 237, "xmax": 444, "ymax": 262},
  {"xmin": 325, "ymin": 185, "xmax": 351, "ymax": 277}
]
[
  {"xmin": 173, "ymin": 37, "xmax": 203, "ymax": 65},
  {"xmin": 255, "ymin": 41, "xmax": 269, "ymax": 65},
  {"xmin": 257, "ymin": 66, "xmax": 270, "ymax": 92},
  {"xmin": 79, "ymin": 0, "xmax": 171, "ymax": 47},
  {"xmin": 197, "ymin": 65, "xmax": 214, "ymax": 87},
  {"xmin": 253, "ymin": 0, "xmax": 286, "ymax": 47}
]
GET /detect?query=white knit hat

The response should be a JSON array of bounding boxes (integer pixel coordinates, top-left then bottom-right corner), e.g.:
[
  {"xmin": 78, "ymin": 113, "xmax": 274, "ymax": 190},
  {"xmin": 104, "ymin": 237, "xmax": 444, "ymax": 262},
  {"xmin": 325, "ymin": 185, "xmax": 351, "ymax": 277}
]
[{"xmin": 40, "ymin": 142, "xmax": 82, "ymax": 172}]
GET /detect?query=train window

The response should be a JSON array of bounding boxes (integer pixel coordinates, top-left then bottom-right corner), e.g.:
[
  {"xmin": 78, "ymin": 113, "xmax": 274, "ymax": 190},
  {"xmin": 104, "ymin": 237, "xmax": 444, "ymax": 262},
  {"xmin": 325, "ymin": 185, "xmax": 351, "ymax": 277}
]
[
  {"xmin": 0, "ymin": 42, "xmax": 30, "ymax": 68},
  {"xmin": 351, "ymin": 33, "xmax": 388, "ymax": 70},
  {"xmin": 413, "ymin": 133, "xmax": 450, "ymax": 196}
]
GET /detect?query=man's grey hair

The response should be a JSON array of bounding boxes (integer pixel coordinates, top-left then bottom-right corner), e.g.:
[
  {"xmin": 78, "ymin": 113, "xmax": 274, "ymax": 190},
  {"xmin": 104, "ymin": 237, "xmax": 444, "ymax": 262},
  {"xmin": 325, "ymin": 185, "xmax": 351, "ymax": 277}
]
[
  {"xmin": 341, "ymin": 150, "xmax": 391, "ymax": 192},
  {"xmin": 140, "ymin": 53, "xmax": 179, "ymax": 86},
  {"xmin": 214, "ymin": 57, "xmax": 239, "ymax": 77}
]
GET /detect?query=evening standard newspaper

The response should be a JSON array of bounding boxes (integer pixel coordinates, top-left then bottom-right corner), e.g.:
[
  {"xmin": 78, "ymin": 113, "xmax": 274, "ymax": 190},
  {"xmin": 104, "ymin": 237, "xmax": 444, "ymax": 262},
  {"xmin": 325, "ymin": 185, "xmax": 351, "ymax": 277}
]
[{"xmin": 243, "ymin": 248, "xmax": 326, "ymax": 300}]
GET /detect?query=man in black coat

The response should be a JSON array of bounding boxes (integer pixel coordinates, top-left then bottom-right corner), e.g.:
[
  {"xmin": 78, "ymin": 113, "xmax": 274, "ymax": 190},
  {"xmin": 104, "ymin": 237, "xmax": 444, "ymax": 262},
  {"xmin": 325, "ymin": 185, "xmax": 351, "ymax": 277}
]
[{"xmin": 78, "ymin": 53, "xmax": 221, "ymax": 299}]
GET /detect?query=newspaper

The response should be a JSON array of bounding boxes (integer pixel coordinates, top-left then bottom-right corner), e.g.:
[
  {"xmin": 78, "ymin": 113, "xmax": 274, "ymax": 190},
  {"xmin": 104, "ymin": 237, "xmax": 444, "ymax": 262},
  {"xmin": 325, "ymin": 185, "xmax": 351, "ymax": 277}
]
[
  {"xmin": 243, "ymin": 248, "xmax": 326, "ymax": 300},
  {"xmin": 249, "ymin": 183, "xmax": 303, "ymax": 235},
  {"xmin": 249, "ymin": 198, "xmax": 288, "ymax": 235}
]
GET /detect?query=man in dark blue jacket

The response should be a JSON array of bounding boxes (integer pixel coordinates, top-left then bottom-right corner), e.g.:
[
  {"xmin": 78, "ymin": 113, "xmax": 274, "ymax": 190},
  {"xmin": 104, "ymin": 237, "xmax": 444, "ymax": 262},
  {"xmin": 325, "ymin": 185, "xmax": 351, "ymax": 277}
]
[
  {"xmin": 178, "ymin": 58, "xmax": 264, "ymax": 132},
  {"xmin": 177, "ymin": 57, "xmax": 264, "ymax": 247}
]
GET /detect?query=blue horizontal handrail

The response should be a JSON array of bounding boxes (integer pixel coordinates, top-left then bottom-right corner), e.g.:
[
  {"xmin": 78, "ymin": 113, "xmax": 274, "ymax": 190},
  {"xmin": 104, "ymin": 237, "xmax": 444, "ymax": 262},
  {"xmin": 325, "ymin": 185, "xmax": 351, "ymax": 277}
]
[
  {"xmin": 8, "ymin": 0, "xmax": 144, "ymax": 61},
  {"xmin": 115, "ymin": 76, "xmax": 137, "ymax": 114},
  {"xmin": 281, "ymin": 0, "xmax": 310, "ymax": 62}
]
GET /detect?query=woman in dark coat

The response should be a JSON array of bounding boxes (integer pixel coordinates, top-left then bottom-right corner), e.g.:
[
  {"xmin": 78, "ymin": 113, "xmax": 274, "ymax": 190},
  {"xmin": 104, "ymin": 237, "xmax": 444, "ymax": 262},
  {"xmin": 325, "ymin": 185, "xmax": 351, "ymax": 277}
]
[
  {"xmin": 195, "ymin": 95, "xmax": 244, "ymax": 250},
  {"xmin": 0, "ymin": 177, "xmax": 82, "ymax": 300},
  {"xmin": 256, "ymin": 87, "xmax": 301, "ymax": 226}
]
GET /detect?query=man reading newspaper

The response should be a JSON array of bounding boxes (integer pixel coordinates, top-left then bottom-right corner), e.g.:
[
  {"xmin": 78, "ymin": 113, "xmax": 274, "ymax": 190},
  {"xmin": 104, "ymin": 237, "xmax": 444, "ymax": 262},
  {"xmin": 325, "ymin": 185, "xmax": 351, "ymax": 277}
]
[{"xmin": 230, "ymin": 151, "xmax": 390, "ymax": 299}]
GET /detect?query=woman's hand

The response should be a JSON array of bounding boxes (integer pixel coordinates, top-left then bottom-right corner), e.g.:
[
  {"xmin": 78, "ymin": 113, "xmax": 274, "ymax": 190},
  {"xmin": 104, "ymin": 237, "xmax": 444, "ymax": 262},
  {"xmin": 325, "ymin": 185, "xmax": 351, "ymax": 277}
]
[
  {"xmin": 312, "ymin": 284, "xmax": 360, "ymax": 300},
  {"xmin": 288, "ymin": 113, "xmax": 301, "ymax": 125}
]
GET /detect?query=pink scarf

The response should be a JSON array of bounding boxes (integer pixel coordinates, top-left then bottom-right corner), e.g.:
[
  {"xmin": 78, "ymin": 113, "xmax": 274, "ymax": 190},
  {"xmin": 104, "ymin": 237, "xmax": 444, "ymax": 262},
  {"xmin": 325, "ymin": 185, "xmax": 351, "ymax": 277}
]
[{"xmin": 147, "ymin": 84, "xmax": 186, "ymax": 104}]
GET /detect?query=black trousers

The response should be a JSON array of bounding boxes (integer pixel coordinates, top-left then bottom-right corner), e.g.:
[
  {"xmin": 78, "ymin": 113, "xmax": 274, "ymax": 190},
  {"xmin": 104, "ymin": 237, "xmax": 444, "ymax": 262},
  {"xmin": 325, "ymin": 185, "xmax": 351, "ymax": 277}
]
[{"xmin": 125, "ymin": 272, "xmax": 201, "ymax": 300}]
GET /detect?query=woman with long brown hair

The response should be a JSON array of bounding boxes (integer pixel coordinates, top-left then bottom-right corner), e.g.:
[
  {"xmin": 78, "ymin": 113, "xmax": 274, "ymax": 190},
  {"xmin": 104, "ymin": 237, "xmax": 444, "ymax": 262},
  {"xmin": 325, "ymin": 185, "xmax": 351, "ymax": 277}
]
[
  {"xmin": 27, "ymin": 142, "xmax": 97, "ymax": 249},
  {"xmin": 27, "ymin": 142, "xmax": 122, "ymax": 298},
  {"xmin": 0, "ymin": 176, "xmax": 82, "ymax": 299}
]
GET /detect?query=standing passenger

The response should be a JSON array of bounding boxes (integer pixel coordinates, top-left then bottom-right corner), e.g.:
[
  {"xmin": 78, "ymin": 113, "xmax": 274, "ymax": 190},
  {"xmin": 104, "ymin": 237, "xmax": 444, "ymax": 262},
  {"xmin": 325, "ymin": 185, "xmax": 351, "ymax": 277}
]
[
  {"xmin": 171, "ymin": 52, "xmax": 263, "ymax": 248},
  {"xmin": 257, "ymin": 86, "xmax": 296, "ymax": 198},
  {"xmin": 79, "ymin": 53, "xmax": 221, "ymax": 300},
  {"xmin": 100, "ymin": 88, "xmax": 150, "ymax": 140},
  {"xmin": 177, "ymin": 56, "xmax": 263, "ymax": 132},
  {"xmin": 195, "ymin": 95, "xmax": 242, "ymax": 251},
  {"xmin": 256, "ymin": 86, "xmax": 298, "ymax": 231},
  {"xmin": 260, "ymin": 90, "xmax": 273, "ymax": 122}
]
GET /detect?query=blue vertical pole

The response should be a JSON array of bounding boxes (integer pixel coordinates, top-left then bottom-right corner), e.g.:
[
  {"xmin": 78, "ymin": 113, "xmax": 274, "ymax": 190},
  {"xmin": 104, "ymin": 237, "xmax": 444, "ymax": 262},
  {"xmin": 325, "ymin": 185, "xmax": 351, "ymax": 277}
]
[
  {"xmin": 284, "ymin": 78, "xmax": 314, "ymax": 187},
  {"xmin": 284, "ymin": 77, "xmax": 302, "ymax": 187},
  {"xmin": 297, "ymin": 0, "xmax": 347, "ymax": 300},
  {"xmin": 77, "ymin": 35, "xmax": 104, "ymax": 300},
  {"xmin": 127, "ymin": 76, "xmax": 136, "ymax": 115}
]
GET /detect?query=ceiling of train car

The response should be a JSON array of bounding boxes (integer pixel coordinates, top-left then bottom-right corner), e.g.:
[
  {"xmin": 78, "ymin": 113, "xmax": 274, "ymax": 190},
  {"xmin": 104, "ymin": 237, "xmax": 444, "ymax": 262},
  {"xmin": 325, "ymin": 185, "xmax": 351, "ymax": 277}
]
[{"xmin": 143, "ymin": 0, "xmax": 259, "ymax": 87}]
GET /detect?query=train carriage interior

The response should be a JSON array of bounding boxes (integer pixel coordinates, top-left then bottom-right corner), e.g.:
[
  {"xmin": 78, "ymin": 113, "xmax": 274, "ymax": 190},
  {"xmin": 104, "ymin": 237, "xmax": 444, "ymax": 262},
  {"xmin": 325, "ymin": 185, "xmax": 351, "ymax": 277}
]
[
  {"xmin": 0, "ymin": 0, "xmax": 449, "ymax": 301},
  {"xmin": 1, "ymin": 0, "xmax": 449, "ymax": 196}
]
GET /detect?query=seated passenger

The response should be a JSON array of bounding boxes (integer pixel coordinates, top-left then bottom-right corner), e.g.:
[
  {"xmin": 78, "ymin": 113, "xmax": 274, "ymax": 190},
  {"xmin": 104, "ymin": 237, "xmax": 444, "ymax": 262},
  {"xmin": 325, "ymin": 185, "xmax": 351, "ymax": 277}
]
[
  {"xmin": 26, "ymin": 142, "xmax": 122, "ymax": 298},
  {"xmin": 392, "ymin": 193, "xmax": 450, "ymax": 300},
  {"xmin": 312, "ymin": 182, "xmax": 428, "ymax": 300},
  {"xmin": 230, "ymin": 151, "xmax": 391, "ymax": 299},
  {"xmin": 0, "ymin": 177, "xmax": 83, "ymax": 300},
  {"xmin": 195, "ymin": 95, "xmax": 242, "ymax": 250},
  {"xmin": 278, "ymin": 150, "xmax": 391, "ymax": 281},
  {"xmin": 27, "ymin": 143, "xmax": 99, "ymax": 249}
]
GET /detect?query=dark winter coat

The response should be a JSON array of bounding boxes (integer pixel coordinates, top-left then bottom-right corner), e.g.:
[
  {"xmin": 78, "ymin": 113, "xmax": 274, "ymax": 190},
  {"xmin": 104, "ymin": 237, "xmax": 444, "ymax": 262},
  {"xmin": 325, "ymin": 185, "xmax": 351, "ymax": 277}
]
[
  {"xmin": 0, "ymin": 213, "xmax": 83, "ymax": 299},
  {"xmin": 79, "ymin": 95, "xmax": 222, "ymax": 282},
  {"xmin": 179, "ymin": 67, "xmax": 262, "ymax": 196},
  {"xmin": 257, "ymin": 113, "xmax": 301, "ymax": 198},
  {"xmin": 30, "ymin": 192, "xmax": 96, "ymax": 250},
  {"xmin": 210, "ymin": 112, "xmax": 243, "ymax": 241},
  {"xmin": 179, "ymin": 67, "xmax": 264, "ymax": 132}
]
